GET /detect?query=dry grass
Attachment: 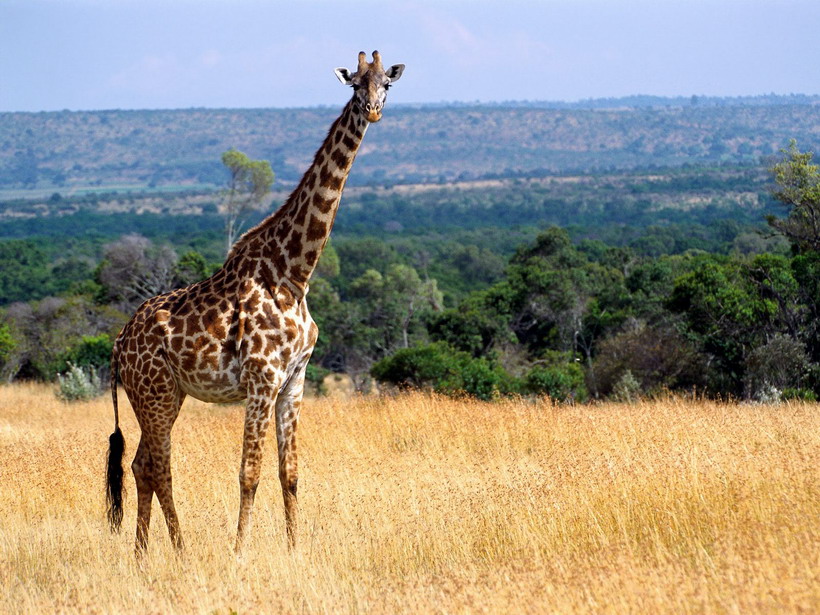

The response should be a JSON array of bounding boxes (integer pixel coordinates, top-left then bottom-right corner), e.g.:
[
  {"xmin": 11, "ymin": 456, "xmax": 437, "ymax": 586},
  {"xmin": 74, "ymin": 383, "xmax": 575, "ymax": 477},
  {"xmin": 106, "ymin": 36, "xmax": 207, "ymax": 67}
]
[{"xmin": 1, "ymin": 383, "xmax": 818, "ymax": 614}]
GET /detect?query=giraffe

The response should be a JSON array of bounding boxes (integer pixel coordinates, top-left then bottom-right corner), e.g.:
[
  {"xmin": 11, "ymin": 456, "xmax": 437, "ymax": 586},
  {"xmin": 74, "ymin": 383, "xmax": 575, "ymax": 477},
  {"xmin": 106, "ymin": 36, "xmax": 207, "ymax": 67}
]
[{"xmin": 105, "ymin": 50, "xmax": 404, "ymax": 553}]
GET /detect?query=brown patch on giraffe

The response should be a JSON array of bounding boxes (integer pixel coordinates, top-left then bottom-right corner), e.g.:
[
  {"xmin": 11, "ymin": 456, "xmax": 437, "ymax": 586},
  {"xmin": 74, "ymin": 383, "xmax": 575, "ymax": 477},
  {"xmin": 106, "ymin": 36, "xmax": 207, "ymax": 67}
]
[
  {"xmin": 330, "ymin": 149, "xmax": 350, "ymax": 170},
  {"xmin": 258, "ymin": 259, "xmax": 277, "ymax": 290},
  {"xmin": 263, "ymin": 333, "xmax": 284, "ymax": 355},
  {"xmin": 210, "ymin": 321, "xmax": 227, "ymax": 340},
  {"xmin": 306, "ymin": 215, "xmax": 327, "ymax": 242},
  {"xmin": 319, "ymin": 166, "xmax": 343, "ymax": 191},
  {"xmin": 262, "ymin": 303, "xmax": 280, "ymax": 329},
  {"xmin": 251, "ymin": 333, "xmax": 263, "ymax": 355},
  {"xmin": 293, "ymin": 201, "xmax": 309, "ymax": 227},
  {"xmin": 172, "ymin": 295, "xmax": 192, "ymax": 316},
  {"xmin": 304, "ymin": 250, "xmax": 318, "ymax": 267},
  {"xmin": 284, "ymin": 232, "xmax": 303, "ymax": 260},
  {"xmin": 266, "ymin": 249, "xmax": 287, "ymax": 278},
  {"xmin": 275, "ymin": 223, "xmax": 290, "ymax": 242},
  {"xmin": 342, "ymin": 135, "xmax": 356, "ymax": 150},
  {"xmin": 245, "ymin": 290, "xmax": 261, "ymax": 314},
  {"xmin": 200, "ymin": 347, "xmax": 219, "ymax": 371},
  {"xmin": 201, "ymin": 308, "xmax": 219, "ymax": 332},
  {"xmin": 181, "ymin": 351, "xmax": 197, "ymax": 372},
  {"xmin": 283, "ymin": 317, "xmax": 298, "ymax": 342},
  {"xmin": 312, "ymin": 191, "xmax": 334, "ymax": 214},
  {"xmin": 289, "ymin": 266, "xmax": 308, "ymax": 286},
  {"xmin": 275, "ymin": 287, "xmax": 296, "ymax": 312}
]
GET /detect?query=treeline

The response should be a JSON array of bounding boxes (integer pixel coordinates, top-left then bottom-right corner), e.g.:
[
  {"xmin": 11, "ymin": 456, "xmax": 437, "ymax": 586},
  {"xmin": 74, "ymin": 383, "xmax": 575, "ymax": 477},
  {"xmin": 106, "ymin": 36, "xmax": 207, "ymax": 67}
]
[
  {"xmin": 2, "ymin": 100, "xmax": 819, "ymax": 190},
  {"xmin": 1, "ymin": 145, "xmax": 818, "ymax": 403}
]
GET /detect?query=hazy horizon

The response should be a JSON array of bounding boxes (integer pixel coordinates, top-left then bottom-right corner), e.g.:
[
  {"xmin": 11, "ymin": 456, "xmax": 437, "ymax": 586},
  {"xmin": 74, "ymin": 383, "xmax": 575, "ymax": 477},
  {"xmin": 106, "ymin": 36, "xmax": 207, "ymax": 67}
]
[{"xmin": 3, "ymin": 0, "xmax": 819, "ymax": 113}]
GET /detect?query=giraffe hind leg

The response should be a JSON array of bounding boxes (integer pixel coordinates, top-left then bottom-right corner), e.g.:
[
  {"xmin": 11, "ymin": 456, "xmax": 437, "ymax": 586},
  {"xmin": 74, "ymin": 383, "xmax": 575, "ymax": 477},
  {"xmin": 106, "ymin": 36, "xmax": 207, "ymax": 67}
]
[
  {"xmin": 131, "ymin": 436, "xmax": 154, "ymax": 553},
  {"xmin": 130, "ymin": 389, "xmax": 186, "ymax": 552}
]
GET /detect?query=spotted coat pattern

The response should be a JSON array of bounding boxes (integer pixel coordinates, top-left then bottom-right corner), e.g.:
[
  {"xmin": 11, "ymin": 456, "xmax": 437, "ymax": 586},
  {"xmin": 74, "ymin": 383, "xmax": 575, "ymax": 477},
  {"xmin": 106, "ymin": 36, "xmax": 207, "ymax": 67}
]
[{"xmin": 111, "ymin": 51, "xmax": 403, "ymax": 552}]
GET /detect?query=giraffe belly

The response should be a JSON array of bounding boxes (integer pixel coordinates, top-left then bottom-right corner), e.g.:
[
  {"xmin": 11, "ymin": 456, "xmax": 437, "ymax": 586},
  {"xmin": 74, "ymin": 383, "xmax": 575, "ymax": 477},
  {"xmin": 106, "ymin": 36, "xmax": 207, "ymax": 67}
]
[
  {"xmin": 174, "ymin": 354, "xmax": 246, "ymax": 404},
  {"xmin": 181, "ymin": 380, "xmax": 246, "ymax": 404}
]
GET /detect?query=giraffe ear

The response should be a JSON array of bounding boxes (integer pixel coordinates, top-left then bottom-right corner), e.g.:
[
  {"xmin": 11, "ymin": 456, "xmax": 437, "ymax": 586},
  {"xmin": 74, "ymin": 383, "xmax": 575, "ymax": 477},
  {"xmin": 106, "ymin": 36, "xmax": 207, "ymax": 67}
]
[
  {"xmin": 334, "ymin": 68, "xmax": 354, "ymax": 85},
  {"xmin": 386, "ymin": 64, "xmax": 404, "ymax": 82}
]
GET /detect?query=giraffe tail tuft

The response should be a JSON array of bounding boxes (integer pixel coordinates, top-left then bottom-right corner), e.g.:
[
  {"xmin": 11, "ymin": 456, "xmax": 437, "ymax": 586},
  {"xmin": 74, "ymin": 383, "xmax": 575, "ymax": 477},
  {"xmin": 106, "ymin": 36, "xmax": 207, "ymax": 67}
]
[
  {"xmin": 106, "ymin": 348, "xmax": 125, "ymax": 532},
  {"xmin": 106, "ymin": 427, "xmax": 125, "ymax": 531}
]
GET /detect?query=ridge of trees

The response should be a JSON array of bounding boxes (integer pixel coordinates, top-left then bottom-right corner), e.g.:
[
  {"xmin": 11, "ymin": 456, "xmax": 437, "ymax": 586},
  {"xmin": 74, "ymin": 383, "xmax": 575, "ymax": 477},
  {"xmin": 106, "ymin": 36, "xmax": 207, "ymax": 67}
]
[
  {"xmin": 2, "ymin": 141, "xmax": 819, "ymax": 402},
  {"xmin": 2, "ymin": 100, "xmax": 819, "ymax": 191}
]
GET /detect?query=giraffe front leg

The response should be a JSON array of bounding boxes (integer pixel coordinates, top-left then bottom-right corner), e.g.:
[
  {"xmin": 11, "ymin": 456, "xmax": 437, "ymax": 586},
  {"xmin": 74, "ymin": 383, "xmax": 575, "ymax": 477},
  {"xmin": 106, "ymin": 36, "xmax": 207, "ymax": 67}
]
[
  {"xmin": 276, "ymin": 363, "xmax": 307, "ymax": 549},
  {"xmin": 235, "ymin": 379, "xmax": 278, "ymax": 553}
]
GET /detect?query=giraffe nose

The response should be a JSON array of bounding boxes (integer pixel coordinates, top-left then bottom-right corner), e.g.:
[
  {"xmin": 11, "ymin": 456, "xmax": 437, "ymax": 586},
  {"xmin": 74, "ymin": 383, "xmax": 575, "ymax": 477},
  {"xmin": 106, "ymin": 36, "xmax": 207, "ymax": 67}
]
[{"xmin": 365, "ymin": 102, "xmax": 382, "ymax": 122}]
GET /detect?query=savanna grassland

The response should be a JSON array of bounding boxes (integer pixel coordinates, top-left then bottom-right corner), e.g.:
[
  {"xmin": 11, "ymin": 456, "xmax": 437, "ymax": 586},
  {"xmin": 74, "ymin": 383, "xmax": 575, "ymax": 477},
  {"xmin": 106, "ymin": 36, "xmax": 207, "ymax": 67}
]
[{"xmin": 1, "ymin": 384, "xmax": 818, "ymax": 614}]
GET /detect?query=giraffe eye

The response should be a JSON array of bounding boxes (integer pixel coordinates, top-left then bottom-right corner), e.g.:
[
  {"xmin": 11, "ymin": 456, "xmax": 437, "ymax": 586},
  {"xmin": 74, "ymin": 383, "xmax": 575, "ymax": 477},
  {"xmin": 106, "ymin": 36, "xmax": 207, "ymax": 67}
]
[
  {"xmin": 384, "ymin": 83, "xmax": 391, "ymax": 90},
  {"xmin": 352, "ymin": 84, "xmax": 361, "ymax": 91}
]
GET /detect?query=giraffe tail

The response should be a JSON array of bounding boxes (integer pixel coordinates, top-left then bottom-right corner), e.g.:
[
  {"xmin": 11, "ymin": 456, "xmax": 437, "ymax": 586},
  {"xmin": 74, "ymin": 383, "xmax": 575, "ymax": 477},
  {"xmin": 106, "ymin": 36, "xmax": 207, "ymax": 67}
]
[{"xmin": 106, "ymin": 347, "xmax": 125, "ymax": 532}]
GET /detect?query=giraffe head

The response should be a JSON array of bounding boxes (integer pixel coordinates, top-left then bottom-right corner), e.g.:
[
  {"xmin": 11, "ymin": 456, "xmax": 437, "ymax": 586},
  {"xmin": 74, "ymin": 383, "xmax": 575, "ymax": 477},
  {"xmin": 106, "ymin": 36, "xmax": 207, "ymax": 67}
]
[{"xmin": 334, "ymin": 50, "xmax": 404, "ymax": 123}]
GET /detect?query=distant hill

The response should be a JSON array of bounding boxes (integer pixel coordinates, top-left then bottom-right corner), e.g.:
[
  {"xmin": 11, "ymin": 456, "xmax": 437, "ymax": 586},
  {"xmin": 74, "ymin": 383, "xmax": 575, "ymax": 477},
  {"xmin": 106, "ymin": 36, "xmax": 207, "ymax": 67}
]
[{"xmin": 1, "ymin": 95, "xmax": 819, "ymax": 194}]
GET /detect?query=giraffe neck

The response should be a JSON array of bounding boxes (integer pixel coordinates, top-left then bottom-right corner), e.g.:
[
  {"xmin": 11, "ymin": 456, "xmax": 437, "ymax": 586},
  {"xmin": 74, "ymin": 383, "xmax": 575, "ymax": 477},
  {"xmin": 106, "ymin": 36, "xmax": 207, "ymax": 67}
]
[{"xmin": 228, "ymin": 99, "xmax": 369, "ymax": 296}]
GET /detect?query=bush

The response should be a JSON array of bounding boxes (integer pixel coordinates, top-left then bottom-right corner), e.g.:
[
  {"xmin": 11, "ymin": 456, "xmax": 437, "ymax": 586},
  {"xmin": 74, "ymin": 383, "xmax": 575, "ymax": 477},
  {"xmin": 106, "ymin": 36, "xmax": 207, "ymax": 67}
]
[
  {"xmin": 593, "ymin": 320, "xmax": 705, "ymax": 397},
  {"xmin": 781, "ymin": 387, "xmax": 817, "ymax": 402},
  {"xmin": 371, "ymin": 342, "xmax": 514, "ymax": 401},
  {"xmin": 611, "ymin": 370, "xmax": 641, "ymax": 403},
  {"xmin": 305, "ymin": 363, "xmax": 330, "ymax": 396},
  {"xmin": 54, "ymin": 334, "xmax": 113, "ymax": 374},
  {"xmin": 744, "ymin": 334, "xmax": 812, "ymax": 400},
  {"xmin": 525, "ymin": 359, "xmax": 587, "ymax": 402},
  {"xmin": 56, "ymin": 362, "xmax": 103, "ymax": 402},
  {"xmin": 0, "ymin": 323, "xmax": 15, "ymax": 366}
]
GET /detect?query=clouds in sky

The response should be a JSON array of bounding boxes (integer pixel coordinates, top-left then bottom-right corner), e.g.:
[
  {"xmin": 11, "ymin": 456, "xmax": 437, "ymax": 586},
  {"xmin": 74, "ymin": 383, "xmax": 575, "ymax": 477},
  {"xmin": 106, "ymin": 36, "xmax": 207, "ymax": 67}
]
[{"xmin": 2, "ymin": 0, "xmax": 818, "ymax": 111}]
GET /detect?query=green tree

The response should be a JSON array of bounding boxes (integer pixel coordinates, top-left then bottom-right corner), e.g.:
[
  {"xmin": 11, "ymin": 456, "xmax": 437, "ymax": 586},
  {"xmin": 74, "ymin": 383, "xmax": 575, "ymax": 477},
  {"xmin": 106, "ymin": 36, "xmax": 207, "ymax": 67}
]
[
  {"xmin": 767, "ymin": 141, "xmax": 820, "ymax": 252},
  {"xmin": 221, "ymin": 149, "xmax": 274, "ymax": 255},
  {"xmin": 0, "ymin": 240, "xmax": 53, "ymax": 305},
  {"xmin": 0, "ymin": 323, "xmax": 16, "ymax": 376},
  {"xmin": 174, "ymin": 250, "xmax": 210, "ymax": 287}
]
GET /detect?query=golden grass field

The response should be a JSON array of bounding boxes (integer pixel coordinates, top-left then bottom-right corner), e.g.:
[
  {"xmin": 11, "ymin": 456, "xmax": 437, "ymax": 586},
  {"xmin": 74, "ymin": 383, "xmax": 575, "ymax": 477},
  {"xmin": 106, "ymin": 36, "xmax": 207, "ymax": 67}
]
[{"xmin": 1, "ymin": 383, "xmax": 818, "ymax": 614}]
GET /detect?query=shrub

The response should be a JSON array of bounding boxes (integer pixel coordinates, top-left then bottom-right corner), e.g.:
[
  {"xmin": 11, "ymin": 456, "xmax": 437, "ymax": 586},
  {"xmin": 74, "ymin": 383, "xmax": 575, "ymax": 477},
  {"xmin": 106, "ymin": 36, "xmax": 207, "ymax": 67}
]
[
  {"xmin": 54, "ymin": 333, "xmax": 113, "ymax": 374},
  {"xmin": 593, "ymin": 320, "xmax": 705, "ymax": 397},
  {"xmin": 744, "ymin": 334, "xmax": 812, "ymax": 400},
  {"xmin": 611, "ymin": 370, "xmax": 641, "ymax": 403},
  {"xmin": 56, "ymin": 362, "xmax": 103, "ymax": 402},
  {"xmin": 305, "ymin": 363, "xmax": 330, "ymax": 396},
  {"xmin": 371, "ymin": 342, "xmax": 514, "ymax": 401},
  {"xmin": 781, "ymin": 387, "xmax": 817, "ymax": 402},
  {"xmin": 525, "ymin": 359, "xmax": 587, "ymax": 402},
  {"xmin": 0, "ymin": 323, "xmax": 15, "ymax": 366}
]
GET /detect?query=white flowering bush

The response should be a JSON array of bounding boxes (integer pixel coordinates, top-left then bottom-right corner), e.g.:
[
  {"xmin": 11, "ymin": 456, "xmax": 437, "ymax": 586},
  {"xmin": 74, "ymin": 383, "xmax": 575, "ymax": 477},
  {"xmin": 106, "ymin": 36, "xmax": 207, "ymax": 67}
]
[{"xmin": 56, "ymin": 362, "xmax": 103, "ymax": 402}]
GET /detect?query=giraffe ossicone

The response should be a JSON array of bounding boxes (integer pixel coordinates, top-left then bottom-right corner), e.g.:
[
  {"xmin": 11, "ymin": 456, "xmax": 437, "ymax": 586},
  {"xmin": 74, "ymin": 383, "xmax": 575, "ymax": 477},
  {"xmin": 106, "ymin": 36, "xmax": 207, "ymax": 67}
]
[{"xmin": 105, "ymin": 51, "xmax": 404, "ymax": 553}]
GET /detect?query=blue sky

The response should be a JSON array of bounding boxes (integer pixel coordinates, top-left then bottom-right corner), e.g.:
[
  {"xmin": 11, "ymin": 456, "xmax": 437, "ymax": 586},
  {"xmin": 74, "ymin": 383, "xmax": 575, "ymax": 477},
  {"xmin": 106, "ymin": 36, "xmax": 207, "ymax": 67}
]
[{"xmin": 2, "ymin": 0, "xmax": 819, "ymax": 112}]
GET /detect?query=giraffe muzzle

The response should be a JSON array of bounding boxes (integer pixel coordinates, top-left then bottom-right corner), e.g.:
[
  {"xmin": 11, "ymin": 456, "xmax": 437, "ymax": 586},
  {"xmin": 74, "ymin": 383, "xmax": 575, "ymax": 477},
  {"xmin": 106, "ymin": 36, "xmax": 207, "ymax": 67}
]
[{"xmin": 365, "ymin": 102, "xmax": 382, "ymax": 123}]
